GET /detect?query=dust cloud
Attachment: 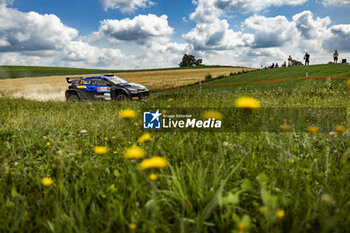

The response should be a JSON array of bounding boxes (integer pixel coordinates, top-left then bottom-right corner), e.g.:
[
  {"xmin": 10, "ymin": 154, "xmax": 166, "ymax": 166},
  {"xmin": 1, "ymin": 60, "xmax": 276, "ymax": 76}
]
[
  {"xmin": 11, "ymin": 84, "xmax": 66, "ymax": 101},
  {"xmin": 0, "ymin": 76, "xmax": 68, "ymax": 101}
]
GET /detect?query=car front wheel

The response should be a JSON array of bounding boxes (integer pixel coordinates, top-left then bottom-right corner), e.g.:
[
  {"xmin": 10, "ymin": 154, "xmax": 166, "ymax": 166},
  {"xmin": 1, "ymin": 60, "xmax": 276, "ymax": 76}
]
[{"xmin": 116, "ymin": 93, "xmax": 128, "ymax": 102}]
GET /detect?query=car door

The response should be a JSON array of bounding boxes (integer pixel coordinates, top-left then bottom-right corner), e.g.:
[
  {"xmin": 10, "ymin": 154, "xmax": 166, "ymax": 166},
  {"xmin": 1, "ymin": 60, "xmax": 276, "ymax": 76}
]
[
  {"xmin": 87, "ymin": 78, "xmax": 111, "ymax": 100},
  {"xmin": 94, "ymin": 78, "xmax": 112, "ymax": 100}
]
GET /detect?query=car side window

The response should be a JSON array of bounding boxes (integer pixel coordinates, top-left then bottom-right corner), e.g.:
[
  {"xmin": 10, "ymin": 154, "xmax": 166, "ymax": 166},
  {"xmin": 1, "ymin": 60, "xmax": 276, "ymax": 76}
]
[
  {"xmin": 79, "ymin": 78, "xmax": 108, "ymax": 85},
  {"xmin": 94, "ymin": 78, "xmax": 108, "ymax": 86}
]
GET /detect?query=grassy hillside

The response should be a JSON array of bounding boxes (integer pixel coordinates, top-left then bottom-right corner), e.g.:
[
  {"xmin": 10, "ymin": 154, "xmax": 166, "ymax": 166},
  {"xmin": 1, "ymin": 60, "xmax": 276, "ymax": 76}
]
[
  {"xmin": 0, "ymin": 65, "xmax": 241, "ymax": 79},
  {"xmin": 1, "ymin": 64, "xmax": 350, "ymax": 233},
  {"xmin": 177, "ymin": 63, "xmax": 350, "ymax": 91}
]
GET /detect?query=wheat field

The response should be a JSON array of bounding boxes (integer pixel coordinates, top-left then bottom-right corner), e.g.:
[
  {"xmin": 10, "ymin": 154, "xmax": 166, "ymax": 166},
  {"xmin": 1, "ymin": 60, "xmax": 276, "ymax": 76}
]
[{"xmin": 0, "ymin": 67, "xmax": 251, "ymax": 100}]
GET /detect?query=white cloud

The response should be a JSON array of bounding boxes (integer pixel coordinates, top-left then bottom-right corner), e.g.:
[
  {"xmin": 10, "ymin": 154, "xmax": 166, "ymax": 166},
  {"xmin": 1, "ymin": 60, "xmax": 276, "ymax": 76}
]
[
  {"xmin": 323, "ymin": 0, "xmax": 350, "ymax": 6},
  {"xmin": 63, "ymin": 41, "xmax": 126, "ymax": 66},
  {"xmin": 0, "ymin": 4, "xmax": 130, "ymax": 69},
  {"xmin": 98, "ymin": 0, "xmax": 154, "ymax": 12},
  {"xmin": 185, "ymin": 0, "xmax": 253, "ymax": 51},
  {"xmin": 0, "ymin": 4, "xmax": 188, "ymax": 69},
  {"xmin": 245, "ymin": 47, "xmax": 287, "ymax": 67},
  {"xmin": 0, "ymin": 0, "xmax": 13, "ymax": 7},
  {"xmin": 0, "ymin": 6, "xmax": 78, "ymax": 52},
  {"xmin": 292, "ymin": 11, "xmax": 332, "ymax": 53},
  {"xmin": 97, "ymin": 14, "xmax": 174, "ymax": 44},
  {"xmin": 242, "ymin": 11, "xmax": 350, "ymax": 64},
  {"xmin": 186, "ymin": 0, "xmax": 350, "ymax": 67},
  {"xmin": 292, "ymin": 11, "xmax": 331, "ymax": 40},
  {"xmin": 243, "ymin": 15, "xmax": 297, "ymax": 48},
  {"xmin": 89, "ymin": 13, "xmax": 190, "ymax": 68},
  {"xmin": 0, "ymin": 52, "xmax": 56, "ymax": 66},
  {"xmin": 190, "ymin": 0, "xmax": 222, "ymax": 24},
  {"xmin": 213, "ymin": 0, "xmax": 308, "ymax": 13},
  {"xmin": 184, "ymin": 19, "xmax": 250, "ymax": 50},
  {"xmin": 189, "ymin": 0, "xmax": 308, "ymax": 22},
  {"xmin": 2, "ymin": 0, "xmax": 350, "ymax": 70},
  {"xmin": 324, "ymin": 25, "xmax": 350, "ymax": 51}
]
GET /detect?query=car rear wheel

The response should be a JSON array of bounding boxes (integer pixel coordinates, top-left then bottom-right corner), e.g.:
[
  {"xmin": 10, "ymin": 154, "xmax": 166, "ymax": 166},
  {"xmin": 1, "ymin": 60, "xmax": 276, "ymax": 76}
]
[
  {"xmin": 67, "ymin": 94, "xmax": 80, "ymax": 102},
  {"xmin": 116, "ymin": 93, "xmax": 128, "ymax": 102}
]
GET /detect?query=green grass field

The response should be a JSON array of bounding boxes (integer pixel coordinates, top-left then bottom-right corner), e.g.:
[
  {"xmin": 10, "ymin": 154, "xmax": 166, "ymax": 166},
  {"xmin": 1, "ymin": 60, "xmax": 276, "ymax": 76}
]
[
  {"xmin": 1, "ymin": 64, "xmax": 350, "ymax": 233},
  {"xmin": 0, "ymin": 65, "xmax": 238, "ymax": 79},
  {"xmin": 180, "ymin": 63, "xmax": 350, "ymax": 91}
]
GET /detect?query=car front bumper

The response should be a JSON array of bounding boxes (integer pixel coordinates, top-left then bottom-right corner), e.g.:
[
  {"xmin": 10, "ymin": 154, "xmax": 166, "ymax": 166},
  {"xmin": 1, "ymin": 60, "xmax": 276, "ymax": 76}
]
[{"xmin": 131, "ymin": 91, "xmax": 149, "ymax": 100}]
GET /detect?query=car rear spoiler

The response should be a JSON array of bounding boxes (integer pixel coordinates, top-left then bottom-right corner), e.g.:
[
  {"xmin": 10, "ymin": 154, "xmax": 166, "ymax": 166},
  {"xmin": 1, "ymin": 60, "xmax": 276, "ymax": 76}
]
[{"xmin": 66, "ymin": 77, "xmax": 82, "ymax": 84}]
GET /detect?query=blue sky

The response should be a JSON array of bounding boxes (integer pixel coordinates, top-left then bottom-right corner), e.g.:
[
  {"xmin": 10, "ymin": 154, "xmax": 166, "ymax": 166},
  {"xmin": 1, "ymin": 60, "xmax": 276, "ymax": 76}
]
[{"xmin": 0, "ymin": 0, "xmax": 350, "ymax": 69}]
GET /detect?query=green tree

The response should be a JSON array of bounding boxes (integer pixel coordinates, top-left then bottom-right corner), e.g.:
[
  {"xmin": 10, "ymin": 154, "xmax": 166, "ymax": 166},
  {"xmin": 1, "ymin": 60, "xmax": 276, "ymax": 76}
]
[{"xmin": 179, "ymin": 54, "xmax": 203, "ymax": 67}]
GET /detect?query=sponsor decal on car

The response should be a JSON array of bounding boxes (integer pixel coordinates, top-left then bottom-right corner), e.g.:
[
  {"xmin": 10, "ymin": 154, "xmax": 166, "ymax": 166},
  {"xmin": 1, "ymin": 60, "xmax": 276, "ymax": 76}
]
[
  {"xmin": 94, "ymin": 93, "xmax": 111, "ymax": 100},
  {"xmin": 97, "ymin": 87, "xmax": 111, "ymax": 92},
  {"xmin": 77, "ymin": 85, "xmax": 87, "ymax": 89}
]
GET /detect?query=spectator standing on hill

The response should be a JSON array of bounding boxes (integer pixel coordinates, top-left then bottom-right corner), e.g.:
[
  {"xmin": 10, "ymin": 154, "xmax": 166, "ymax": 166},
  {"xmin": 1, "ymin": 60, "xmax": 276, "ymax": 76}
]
[
  {"xmin": 304, "ymin": 53, "xmax": 310, "ymax": 66},
  {"xmin": 282, "ymin": 61, "xmax": 286, "ymax": 67},
  {"xmin": 288, "ymin": 55, "xmax": 293, "ymax": 67},
  {"xmin": 333, "ymin": 50, "xmax": 339, "ymax": 63}
]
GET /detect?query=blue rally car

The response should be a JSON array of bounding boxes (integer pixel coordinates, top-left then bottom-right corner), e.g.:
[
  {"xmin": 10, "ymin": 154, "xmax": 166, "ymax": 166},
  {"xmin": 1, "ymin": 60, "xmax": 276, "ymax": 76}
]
[{"xmin": 65, "ymin": 75, "xmax": 149, "ymax": 102}]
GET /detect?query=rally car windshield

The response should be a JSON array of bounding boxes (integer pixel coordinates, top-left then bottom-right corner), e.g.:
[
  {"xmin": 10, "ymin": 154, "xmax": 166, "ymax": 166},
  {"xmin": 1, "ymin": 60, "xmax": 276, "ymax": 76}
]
[{"xmin": 107, "ymin": 76, "xmax": 128, "ymax": 84}]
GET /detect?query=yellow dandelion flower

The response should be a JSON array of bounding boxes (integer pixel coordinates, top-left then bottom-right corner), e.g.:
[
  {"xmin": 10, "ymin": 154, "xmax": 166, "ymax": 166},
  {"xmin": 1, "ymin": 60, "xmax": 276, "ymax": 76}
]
[
  {"xmin": 124, "ymin": 144, "xmax": 145, "ymax": 159},
  {"xmin": 276, "ymin": 210, "xmax": 285, "ymax": 218},
  {"xmin": 203, "ymin": 110, "xmax": 223, "ymax": 120},
  {"xmin": 162, "ymin": 109, "xmax": 168, "ymax": 115},
  {"xmin": 149, "ymin": 173, "xmax": 158, "ymax": 180},
  {"xmin": 307, "ymin": 126, "xmax": 319, "ymax": 134},
  {"xmin": 41, "ymin": 177, "xmax": 54, "ymax": 186},
  {"xmin": 347, "ymin": 79, "xmax": 350, "ymax": 87},
  {"xmin": 139, "ymin": 156, "xmax": 168, "ymax": 170},
  {"xmin": 129, "ymin": 223, "xmax": 136, "ymax": 230},
  {"xmin": 113, "ymin": 151, "xmax": 118, "ymax": 155},
  {"xmin": 168, "ymin": 98, "xmax": 173, "ymax": 102},
  {"xmin": 94, "ymin": 146, "xmax": 107, "ymax": 155},
  {"xmin": 138, "ymin": 133, "xmax": 152, "ymax": 143},
  {"xmin": 335, "ymin": 125, "xmax": 346, "ymax": 134},
  {"xmin": 104, "ymin": 137, "xmax": 109, "ymax": 141},
  {"xmin": 237, "ymin": 223, "xmax": 245, "ymax": 231},
  {"xmin": 119, "ymin": 109, "xmax": 137, "ymax": 119},
  {"xmin": 281, "ymin": 124, "xmax": 291, "ymax": 132},
  {"xmin": 46, "ymin": 142, "xmax": 51, "ymax": 146},
  {"xmin": 235, "ymin": 96, "xmax": 261, "ymax": 110}
]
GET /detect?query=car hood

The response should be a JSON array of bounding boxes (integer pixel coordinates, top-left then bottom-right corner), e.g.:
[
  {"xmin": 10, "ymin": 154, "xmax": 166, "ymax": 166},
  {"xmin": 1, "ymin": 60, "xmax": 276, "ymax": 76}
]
[{"xmin": 116, "ymin": 83, "xmax": 148, "ymax": 90}]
